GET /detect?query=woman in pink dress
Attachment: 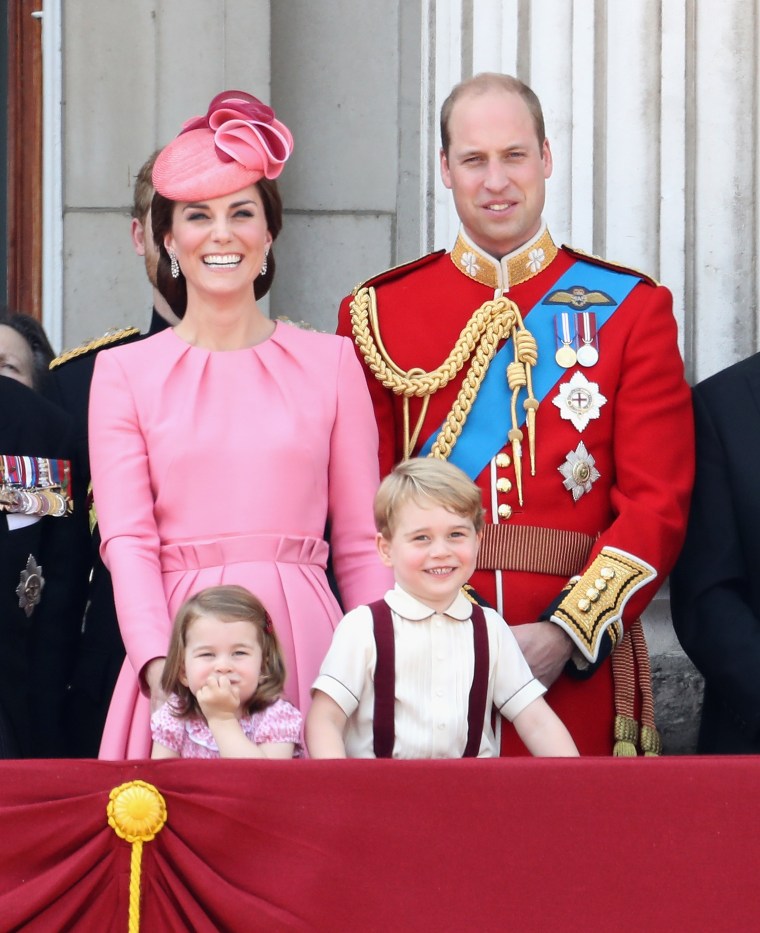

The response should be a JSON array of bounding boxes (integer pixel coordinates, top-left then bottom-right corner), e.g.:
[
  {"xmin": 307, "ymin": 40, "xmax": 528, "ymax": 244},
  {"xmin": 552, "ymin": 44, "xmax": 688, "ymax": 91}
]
[{"xmin": 90, "ymin": 91, "xmax": 390, "ymax": 758}]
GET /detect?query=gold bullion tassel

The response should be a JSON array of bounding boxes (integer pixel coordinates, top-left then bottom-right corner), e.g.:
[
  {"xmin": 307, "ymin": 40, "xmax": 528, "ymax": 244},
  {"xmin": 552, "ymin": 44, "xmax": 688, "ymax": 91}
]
[
  {"xmin": 613, "ymin": 714, "xmax": 639, "ymax": 757},
  {"xmin": 508, "ymin": 427, "xmax": 524, "ymax": 506},
  {"xmin": 524, "ymin": 398, "xmax": 539, "ymax": 475},
  {"xmin": 639, "ymin": 724, "xmax": 662, "ymax": 757},
  {"xmin": 107, "ymin": 780, "xmax": 168, "ymax": 933}
]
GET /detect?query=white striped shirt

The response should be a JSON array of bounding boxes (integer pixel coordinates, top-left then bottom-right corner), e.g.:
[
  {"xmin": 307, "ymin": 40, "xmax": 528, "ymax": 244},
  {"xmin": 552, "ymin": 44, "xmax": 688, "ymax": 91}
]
[{"xmin": 311, "ymin": 585, "xmax": 545, "ymax": 758}]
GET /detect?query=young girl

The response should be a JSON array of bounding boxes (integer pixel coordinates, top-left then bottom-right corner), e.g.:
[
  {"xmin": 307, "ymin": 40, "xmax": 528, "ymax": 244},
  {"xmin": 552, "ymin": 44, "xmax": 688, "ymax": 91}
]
[{"xmin": 151, "ymin": 585, "xmax": 303, "ymax": 759}]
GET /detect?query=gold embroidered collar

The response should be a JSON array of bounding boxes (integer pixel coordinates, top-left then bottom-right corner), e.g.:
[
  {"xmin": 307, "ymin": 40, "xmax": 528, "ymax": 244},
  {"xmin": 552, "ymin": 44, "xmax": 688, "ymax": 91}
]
[{"xmin": 450, "ymin": 224, "xmax": 558, "ymax": 291}]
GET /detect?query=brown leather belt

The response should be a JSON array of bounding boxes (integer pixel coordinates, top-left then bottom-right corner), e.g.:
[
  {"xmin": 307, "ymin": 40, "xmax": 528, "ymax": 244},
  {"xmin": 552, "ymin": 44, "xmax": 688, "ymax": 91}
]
[{"xmin": 476, "ymin": 524, "xmax": 596, "ymax": 577}]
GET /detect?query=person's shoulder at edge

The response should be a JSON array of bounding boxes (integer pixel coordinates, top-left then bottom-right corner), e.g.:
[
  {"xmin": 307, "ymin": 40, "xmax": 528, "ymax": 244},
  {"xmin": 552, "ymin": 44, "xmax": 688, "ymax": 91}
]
[
  {"xmin": 560, "ymin": 244, "xmax": 661, "ymax": 288},
  {"xmin": 272, "ymin": 317, "xmax": 359, "ymax": 355},
  {"xmin": 345, "ymin": 250, "xmax": 449, "ymax": 298},
  {"xmin": 693, "ymin": 349, "xmax": 760, "ymax": 399},
  {"xmin": 49, "ymin": 326, "xmax": 144, "ymax": 375},
  {"xmin": 326, "ymin": 601, "xmax": 376, "ymax": 639}
]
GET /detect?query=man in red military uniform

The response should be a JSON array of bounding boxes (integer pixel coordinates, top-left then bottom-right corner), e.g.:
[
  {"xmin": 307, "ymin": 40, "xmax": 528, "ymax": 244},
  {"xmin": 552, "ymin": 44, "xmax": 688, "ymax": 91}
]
[{"xmin": 337, "ymin": 73, "xmax": 694, "ymax": 755}]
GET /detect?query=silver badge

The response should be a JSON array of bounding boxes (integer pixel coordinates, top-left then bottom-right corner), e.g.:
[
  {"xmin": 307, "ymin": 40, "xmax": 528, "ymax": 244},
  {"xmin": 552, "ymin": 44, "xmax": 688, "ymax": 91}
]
[
  {"xmin": 552, "ymin": 371, "xmax": 607, "ymax": 432},
  {"xmin": 559, "ymin": 442, "xmax": 601, "ymax": 501},
  {"xmin": 16, "ymin": 554, "xmax": 45, "ymax": 618}
]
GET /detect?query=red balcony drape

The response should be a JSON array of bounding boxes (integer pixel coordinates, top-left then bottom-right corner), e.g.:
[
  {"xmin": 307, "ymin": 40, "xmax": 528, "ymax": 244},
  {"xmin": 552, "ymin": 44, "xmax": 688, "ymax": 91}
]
[{"xmin": 0, "ymin": 757, "xmax": 756, "ymax": 932}]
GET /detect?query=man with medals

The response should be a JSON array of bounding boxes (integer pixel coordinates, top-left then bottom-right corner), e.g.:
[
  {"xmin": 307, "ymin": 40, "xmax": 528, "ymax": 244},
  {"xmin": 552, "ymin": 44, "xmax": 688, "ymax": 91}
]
[
  {"xmin": 337, "ymin": 73, "xmax": 695, "ymax": 755},
  {"xmin": 0, "ymin": 375, "xmax": 82, "ymax": 757}
]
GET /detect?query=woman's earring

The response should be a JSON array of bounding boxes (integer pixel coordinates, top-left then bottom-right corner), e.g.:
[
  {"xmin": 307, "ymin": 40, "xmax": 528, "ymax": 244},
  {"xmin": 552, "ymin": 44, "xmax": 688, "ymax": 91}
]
[
  {"xmin": 169, "ymin": 250, "xmax": 180, "ymax": 279},
  {"xmin": 260, "ymin": 249, "xmax": 269, "ymax": 277}
]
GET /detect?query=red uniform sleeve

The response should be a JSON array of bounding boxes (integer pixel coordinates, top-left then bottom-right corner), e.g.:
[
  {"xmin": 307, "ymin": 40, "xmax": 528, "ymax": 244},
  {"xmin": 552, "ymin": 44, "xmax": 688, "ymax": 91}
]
[{"xmin": 548, "ymin": 282, "xmax": 695, "ymax": 666}]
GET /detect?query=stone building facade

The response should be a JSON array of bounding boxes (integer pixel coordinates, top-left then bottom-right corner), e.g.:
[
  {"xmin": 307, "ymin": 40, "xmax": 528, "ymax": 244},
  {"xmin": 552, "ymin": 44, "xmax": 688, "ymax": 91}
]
[{"xmin": 32, "ymin": 0, "xmax": 760, "ymax": 751}]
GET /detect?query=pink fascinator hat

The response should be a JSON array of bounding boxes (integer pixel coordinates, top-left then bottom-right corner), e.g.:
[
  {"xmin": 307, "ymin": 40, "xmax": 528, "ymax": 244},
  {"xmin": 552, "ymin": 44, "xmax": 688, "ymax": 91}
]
[{"xmin": 152, "ymin": 90, "xmax": 294, "ymax": 201}]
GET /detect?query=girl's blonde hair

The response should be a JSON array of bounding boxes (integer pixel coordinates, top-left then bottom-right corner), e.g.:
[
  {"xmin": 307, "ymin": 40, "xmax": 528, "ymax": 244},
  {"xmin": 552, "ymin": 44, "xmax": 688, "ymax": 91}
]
[
  {"xmin": 161, "ymin": 585, "xmax": 286, "ymax": 719},
  {"xmin": 374, "ymin": 457, "xmax": 485, "ymax": 538}
]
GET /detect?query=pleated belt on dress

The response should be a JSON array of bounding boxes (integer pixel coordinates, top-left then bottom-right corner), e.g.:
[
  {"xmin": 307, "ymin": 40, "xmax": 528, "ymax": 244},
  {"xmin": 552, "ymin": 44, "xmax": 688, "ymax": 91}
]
[{"xmin": 159, "ymin": 534, "xmax": 329, "ymax": 572}]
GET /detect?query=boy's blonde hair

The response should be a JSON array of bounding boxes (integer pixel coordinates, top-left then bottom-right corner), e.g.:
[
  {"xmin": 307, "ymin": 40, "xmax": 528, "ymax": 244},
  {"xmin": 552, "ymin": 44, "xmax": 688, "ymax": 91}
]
[{"xmin": 374, "ymin": 458, "xmax": 485, "ymax": 538}]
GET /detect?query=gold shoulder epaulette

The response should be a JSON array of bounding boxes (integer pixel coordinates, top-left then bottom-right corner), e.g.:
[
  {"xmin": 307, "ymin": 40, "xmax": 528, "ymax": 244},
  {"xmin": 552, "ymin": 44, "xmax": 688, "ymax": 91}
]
[
  {"xmin": 351, "ymin": 250, "xmax": 446, "ymax": 296},
  {"xmin": 562, "ymin": 245, "xmax": 660, "ymax": 287},
  {"xmin": 49, "ymin": 327, "xmax": 141, "ymax": 370}
]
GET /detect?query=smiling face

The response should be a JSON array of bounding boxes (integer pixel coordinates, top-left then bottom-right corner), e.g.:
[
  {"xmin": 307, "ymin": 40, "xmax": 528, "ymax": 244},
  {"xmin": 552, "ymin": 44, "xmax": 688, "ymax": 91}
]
[
  {"xmin": 164, "ymin": 184, "xmax": 272, "ymax": 301},
  {"xmin": 377, "ymin": 498, "xmax": 481, "ymax": 613},
  {"xmin": 440, "ymin": 88, "xmax": 552, "ymax": 259},
  {"xmin": 180, "ymin": 614, "xmax": 264, "ymax": 713}
]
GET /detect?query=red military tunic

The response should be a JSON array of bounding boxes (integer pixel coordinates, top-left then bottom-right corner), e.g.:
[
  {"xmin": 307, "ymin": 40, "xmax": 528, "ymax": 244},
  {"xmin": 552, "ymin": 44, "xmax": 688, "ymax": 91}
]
[{"xmin": 337, "ymin": 225, "xmax": 695, "ymax": 755}]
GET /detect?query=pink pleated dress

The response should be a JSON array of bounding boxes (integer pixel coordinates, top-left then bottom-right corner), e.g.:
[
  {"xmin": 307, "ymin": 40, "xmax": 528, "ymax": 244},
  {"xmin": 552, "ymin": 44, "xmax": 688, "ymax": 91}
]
[{"xmin": 90, "ymin": 323, "xmax": 391, "ymax": 759}]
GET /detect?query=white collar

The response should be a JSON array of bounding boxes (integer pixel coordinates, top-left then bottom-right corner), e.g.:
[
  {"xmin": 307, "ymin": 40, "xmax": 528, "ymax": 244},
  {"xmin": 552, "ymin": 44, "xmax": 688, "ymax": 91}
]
[{"xmin": 384, "ymin": 584, "xmax": 474, "ymax": 622}]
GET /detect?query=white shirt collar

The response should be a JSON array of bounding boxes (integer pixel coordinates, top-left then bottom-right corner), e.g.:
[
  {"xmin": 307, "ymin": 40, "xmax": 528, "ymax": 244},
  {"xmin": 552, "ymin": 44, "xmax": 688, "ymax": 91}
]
[{"xmin": 384, "ymin": 584, "xmax": 474, "ymax": 622}]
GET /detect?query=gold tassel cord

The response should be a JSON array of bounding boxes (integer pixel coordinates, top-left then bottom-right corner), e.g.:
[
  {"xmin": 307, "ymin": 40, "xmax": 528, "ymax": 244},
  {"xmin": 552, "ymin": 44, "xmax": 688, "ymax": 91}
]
[
  {"xmin": 350, "ymin": 286, "xmax": 537, "ymax": 465},
  {"xmin": 632, "ymin": 620, "xmax": 662, "ymax": 756},
  {"xmin": 506, "ymin": 360, "xmax": 528, "ymax": 505},
  {"xmin": 428, "ymin": 336, "xmax": 508, "ymax": 461},
  {"xmin": 403, "ymin": 370, "xmax": 432, "ymax": 457},
  {"xmin": 610, "ymin": 618, "xmax": 662, "ymax": 757},
  {"xmin": 107, "ymin": 780, "xmax": 168, "ymax": 933},
  {"xmin": 512, "ymin": 327, "xmax": 539, "ymax": 474},
  {"xmin": 612, "ymin": 628, "xmax": 638, "ymax": 756}
]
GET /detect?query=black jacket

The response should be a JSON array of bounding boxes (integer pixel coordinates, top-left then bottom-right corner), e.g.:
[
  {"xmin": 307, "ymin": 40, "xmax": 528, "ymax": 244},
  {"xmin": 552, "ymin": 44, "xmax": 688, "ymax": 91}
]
[
  {"xmin": 0, "ymin": 377, "xmax": 86, "ymax": 756},
  {"xmin": 670, "ymin": 352, "xmax": 760, "ymax": 753}
]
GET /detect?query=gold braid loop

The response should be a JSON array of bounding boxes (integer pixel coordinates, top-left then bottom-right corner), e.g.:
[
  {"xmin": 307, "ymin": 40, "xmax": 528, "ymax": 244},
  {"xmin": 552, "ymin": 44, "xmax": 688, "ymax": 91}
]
[
  {"xmin": 351, "ymin": 286, "xmax": 514, "ymax": 396},
  {"xmin": 350, "ymin": 285, "xmax": 538, "ymax": 467},
  {"xmin": 506, "ymin": 361, "xmax": 527, "ymax": 391},
  {"xmin": 514, "ymin": 329, "xmax": 538, "ymax": 366}
]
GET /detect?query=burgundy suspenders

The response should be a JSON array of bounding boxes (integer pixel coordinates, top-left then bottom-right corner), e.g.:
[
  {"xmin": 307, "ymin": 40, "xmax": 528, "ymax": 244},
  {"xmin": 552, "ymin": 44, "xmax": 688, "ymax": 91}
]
[
  {"xmin": 371, "ymin": 599, "xmax": 396, "ymax": 759},
  {"xmin": 369, "ymin": 599, "xmax": 490, "ymax": 758}
]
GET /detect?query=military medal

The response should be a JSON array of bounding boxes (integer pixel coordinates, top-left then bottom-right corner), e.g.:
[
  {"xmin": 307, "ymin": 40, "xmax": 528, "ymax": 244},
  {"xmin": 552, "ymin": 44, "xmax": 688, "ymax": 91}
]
[
  {"xmin": 0, "ymin": 454, "xmax": 73, "ymax": 517},
  {"xmin": 575, "ymin": 311, "xmax": 599, "ymax": 367},
  {"xmin": 558, "ymin": 441, "xmax": 601, "ymax": 501},
  {"xmin": 552, "ymin": 371, "xmax": 608, "ymax": 432},
  {"xmin": 554, "ymin": 312, "xmax": 577, "ymax": 368}
]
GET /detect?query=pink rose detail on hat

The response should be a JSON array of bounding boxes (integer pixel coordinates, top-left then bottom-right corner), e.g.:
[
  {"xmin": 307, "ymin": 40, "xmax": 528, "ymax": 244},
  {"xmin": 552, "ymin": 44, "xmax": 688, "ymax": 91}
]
[{"xmin": 153, "ymin": 90, "xmax": 294, "ymax": 202}]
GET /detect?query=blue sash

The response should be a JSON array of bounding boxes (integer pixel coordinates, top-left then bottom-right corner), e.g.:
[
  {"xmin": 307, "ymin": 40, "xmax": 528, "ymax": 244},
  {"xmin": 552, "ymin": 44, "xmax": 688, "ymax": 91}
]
[{"xmin": 419, "ymin": 260, "xmax": 640, "ymax": 479}]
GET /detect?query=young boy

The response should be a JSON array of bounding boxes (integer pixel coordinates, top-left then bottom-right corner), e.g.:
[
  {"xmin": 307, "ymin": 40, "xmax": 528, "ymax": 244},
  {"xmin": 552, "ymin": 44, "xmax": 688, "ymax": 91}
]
[{"xmin": 305, "ymin": 458, "xmax": 578, "ymax": 758}]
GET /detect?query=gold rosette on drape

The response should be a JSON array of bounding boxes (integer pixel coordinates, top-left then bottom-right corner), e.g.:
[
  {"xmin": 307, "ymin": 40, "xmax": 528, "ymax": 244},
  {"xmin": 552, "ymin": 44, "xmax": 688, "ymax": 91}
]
[{"xmin": 107, "ymin": 781, "xmax": 167, "ymax": 932}]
